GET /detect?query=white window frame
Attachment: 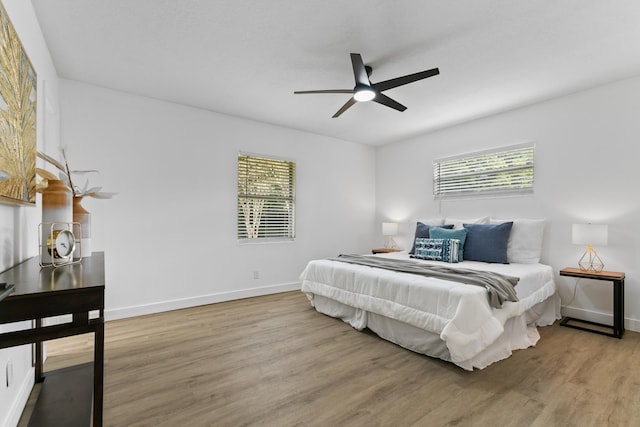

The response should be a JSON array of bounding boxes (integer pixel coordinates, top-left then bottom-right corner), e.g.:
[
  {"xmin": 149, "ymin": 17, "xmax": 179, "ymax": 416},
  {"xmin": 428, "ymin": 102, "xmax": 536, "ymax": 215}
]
[
  {"xmin": 237, "ymin": 152, "xmax": 296, "ymax": 242},
  {"xmin": 433, "ymin": 142, "xmax": 534, "ymax": 199}
]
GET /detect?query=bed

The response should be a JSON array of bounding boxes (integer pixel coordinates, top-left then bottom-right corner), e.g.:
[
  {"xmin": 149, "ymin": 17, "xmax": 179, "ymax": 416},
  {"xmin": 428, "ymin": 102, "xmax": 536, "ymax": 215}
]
[{"xmin": 299, "ymin": 218, "xmax": 561, "ymax": 370}]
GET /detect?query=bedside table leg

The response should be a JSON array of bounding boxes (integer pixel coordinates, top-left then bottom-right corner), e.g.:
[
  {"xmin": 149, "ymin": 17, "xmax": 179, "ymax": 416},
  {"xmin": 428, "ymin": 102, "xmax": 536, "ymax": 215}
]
[{"xmin": 613, "ymin": 279, "xmax": 624, "ymax": 338}]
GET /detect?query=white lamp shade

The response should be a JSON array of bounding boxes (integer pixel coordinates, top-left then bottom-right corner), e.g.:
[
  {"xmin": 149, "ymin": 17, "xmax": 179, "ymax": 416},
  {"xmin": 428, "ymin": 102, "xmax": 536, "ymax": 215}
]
[
  {"xmin": 382, "ymin": 222, "xmax": 398, "ymax": 236},
  {"xmin": 572, "ymin": 224, "xmax": 608, "ymax": 246}
]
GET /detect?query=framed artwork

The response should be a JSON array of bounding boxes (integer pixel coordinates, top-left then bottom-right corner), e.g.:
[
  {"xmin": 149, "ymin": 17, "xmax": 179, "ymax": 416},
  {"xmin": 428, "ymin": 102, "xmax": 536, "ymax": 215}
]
[{"xmin": 0, "ymin": 1, "xmax": 37, "ymax": 206}]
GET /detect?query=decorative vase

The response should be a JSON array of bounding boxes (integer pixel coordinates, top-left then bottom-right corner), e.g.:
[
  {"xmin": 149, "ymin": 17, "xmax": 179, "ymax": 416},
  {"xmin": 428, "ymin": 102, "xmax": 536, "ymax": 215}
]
[
  {"xmin": 41, "ymin": 180, "xmax": 73, "ymax": 264},
  {"xmin": 73, "ymin": 197, "xmax": 92, "ymax": 258}
]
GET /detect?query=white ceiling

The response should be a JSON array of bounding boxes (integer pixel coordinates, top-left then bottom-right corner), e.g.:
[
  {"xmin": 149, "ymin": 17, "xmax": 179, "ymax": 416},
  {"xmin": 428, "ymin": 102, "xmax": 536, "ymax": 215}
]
[{"xmin": 31, "ymin": 0, "xmax": 640, "ymax": 146}]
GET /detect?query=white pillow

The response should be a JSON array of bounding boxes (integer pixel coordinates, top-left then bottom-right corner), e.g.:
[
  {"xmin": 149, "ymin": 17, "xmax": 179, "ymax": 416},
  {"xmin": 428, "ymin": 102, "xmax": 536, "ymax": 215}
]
[
  {"xmin": 490, "ymin": 218, "xmax": 545, "ymax": 264},
  {"xmin": 445, "ymin": 216, "xmax": 490, "ymax": 229}
]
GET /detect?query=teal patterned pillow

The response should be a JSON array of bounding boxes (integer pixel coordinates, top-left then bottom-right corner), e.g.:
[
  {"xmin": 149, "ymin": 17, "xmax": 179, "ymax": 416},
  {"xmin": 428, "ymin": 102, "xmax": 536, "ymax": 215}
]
[
  {"xmin": 429, "ymin": 227, "xmax": 467, "ymax": 261},
  {"xmin": 411, "ymin": 238, "xmax": 460, "ymax": 263},
  {"xmin": 409, "ymin": 222, "xmax": 454, "ymax": 254}
]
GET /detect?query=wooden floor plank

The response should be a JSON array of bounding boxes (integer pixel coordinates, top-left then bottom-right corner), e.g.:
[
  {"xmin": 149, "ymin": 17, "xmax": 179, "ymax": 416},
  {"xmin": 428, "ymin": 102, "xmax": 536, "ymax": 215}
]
[{"xmin": 25, "ymin": 291, "xmax": 640, "ymax": 427}]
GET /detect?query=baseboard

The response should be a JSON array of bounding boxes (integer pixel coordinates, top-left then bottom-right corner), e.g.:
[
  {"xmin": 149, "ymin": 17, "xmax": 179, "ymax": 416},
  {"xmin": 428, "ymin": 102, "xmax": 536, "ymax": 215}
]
[
  {"xmin": 106, "ymin": 281, "xmax": 302, "ymax": 321},
  {"xmin": 561, "ymin": 305, "xmax": 639, "ymax": 332},
  {"xmin": 3, "ymin": 366, "xmax": 34, "ymax": 427}
]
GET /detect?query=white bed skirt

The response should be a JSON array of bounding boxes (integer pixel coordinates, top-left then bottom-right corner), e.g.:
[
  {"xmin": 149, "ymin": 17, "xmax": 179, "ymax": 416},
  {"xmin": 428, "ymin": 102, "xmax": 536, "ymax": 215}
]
[{"xmin": 309, "ymin": 293, "xmax": 559, "ymax": 371}]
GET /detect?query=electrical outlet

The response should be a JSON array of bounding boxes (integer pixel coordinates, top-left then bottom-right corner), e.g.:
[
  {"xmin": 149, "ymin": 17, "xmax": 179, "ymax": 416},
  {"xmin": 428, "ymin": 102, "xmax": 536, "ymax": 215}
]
[
  {"xmin": 253, "ymin": 270, "xmax": 260, "ymax": 280},
  {"xmin": 6, "ymin": 360, "xmax": 13, "ymax": 388}
]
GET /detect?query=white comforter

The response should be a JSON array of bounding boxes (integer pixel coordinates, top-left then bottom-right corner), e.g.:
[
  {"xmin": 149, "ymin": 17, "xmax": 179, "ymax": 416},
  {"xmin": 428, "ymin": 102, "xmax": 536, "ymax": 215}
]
[{"xmin": 299, "ymin": 252, "xmax": 557, "ymax": 364}]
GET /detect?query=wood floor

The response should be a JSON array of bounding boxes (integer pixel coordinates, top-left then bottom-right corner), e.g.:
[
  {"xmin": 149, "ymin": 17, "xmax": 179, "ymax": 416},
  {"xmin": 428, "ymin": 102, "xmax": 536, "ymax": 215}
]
[{"xmin": 24, "ymin": 291, "xmax": 640, "ymax": 426}]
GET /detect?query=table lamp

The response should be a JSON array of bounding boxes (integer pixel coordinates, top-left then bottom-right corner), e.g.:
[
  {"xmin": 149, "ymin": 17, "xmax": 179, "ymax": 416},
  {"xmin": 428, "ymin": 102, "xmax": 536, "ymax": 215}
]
[
  {"xmin": 572, "ymin": 223, "xmax": 608, "ymax": 272},
  {"xmin": 382, "ymin": 222, "xmax": 399, "ymax": 249}
]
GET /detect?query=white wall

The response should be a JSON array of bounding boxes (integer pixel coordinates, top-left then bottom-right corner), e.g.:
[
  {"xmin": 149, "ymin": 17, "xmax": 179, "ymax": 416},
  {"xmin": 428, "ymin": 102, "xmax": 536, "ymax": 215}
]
[
  {"xmin": 59, "ymin": 79, "xmax": 377, "ymax": 319},
  {"xmin": 376, "ymin": 75, "xmax": 640, "ymax": 330},
  {"xmin": 0, "ymin": 1, "xmax": 60, "ymax": 426}
]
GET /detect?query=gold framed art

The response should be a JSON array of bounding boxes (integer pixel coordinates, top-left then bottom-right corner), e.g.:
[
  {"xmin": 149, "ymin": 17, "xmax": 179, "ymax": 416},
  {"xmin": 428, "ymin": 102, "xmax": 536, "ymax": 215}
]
[{"xmin": 0, "ymin": 1, "xmax": 37, "ymax": 206}]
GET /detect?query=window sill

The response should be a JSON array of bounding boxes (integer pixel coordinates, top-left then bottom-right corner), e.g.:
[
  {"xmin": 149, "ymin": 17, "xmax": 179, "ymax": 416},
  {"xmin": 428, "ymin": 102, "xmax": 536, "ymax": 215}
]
[{"xmin": 238, "ymin": 238, "xmax": 296, "ymax": 245}]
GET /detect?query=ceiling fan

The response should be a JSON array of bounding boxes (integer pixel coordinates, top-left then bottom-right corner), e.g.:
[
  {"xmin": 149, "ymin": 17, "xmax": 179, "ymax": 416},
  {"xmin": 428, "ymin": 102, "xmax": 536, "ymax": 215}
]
[{"xmin": 294, "ymin": 53, "xmax": 439, "ymax": 118}]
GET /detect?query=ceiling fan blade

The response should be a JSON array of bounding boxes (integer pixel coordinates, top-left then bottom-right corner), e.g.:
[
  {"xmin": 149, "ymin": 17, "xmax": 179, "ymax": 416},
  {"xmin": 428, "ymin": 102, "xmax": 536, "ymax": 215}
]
[
  {"xmin": 350, "ymin": 53, "xmax": 371, "ymax": 87},
  {"xmin": 373, "ymin": 93, "xmax": 407, "ymax": 112},
  {"xmin": 294, "ymin": 89, "xmax": 353, "ymax": 94},
  {"xmin": 374, "ymin": 67, "xmax": 439, "ymax": 92},
  {"xmin": 332, "ymin": 97, "xmax": 357, "ymax": 118}
]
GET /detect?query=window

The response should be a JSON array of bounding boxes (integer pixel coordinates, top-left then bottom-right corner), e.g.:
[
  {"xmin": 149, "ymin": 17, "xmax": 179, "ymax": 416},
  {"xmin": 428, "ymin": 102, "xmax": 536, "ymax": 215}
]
[
  {"xmin": 237, "ymin": 153, "xmax": 296, "ymax": 240},
  {"xmin": 433, "ymin": 143, "xmax": 534, "ymax": 198}
]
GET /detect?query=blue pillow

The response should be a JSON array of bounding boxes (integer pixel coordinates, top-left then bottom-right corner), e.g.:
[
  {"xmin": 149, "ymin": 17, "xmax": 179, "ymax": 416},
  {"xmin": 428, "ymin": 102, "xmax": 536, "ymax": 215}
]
[
  {"xmin": 463, "ymin": 222, "xmax": 514, "ymax": 263},
  {"xmin": 429, "ymin": 227, "xmax": 467, "ymax": 261},
  {"xmin": 409, "ymin": 222, "xmax": 454, "ymax": 254},
  {"xmin": 411, "ymin": 238, "xmax": 460, "ymax": 263}
]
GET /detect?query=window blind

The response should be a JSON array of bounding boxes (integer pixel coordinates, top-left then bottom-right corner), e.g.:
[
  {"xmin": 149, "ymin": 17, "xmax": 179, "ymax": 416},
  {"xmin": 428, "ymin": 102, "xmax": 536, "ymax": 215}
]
[
  {"xmin": 433, "ymin": 143, "xmax": 534, "ymax": 198},
  {"xmin": 237, "ymin": 153, "xmax": 296, "ymax": 240}
]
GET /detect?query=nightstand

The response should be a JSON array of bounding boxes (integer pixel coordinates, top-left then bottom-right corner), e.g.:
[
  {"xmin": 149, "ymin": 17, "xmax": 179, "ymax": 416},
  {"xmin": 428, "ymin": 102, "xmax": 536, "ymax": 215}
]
[
  {"xmin": 559, "ymin": 267, "xmax": 625, "ymax": 338},
  {"xmin": 371, "ymin": 248, "xmax": 401, "ymax": 254}
]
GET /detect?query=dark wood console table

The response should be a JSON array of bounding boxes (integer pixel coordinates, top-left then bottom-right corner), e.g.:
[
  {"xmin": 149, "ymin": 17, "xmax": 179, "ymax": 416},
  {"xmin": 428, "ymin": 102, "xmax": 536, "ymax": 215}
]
[
  {"xmin": 559, "ymin": 267, "xmax": 625, "ymax": 339},
  {"xmin": 0, "ymin": 252, "xmax": 105, "ymax": 426}
]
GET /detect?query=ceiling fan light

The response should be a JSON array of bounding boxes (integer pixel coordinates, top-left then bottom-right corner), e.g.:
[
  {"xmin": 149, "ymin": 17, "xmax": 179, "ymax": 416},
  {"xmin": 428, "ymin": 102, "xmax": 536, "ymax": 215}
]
[{"xmin": 354, "ymin": 88, "xmax": 376, "ymax": 102}]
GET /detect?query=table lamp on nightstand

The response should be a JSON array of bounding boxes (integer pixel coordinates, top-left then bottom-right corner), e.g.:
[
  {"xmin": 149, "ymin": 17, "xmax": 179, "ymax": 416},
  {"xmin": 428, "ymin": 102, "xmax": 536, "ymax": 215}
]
[
  {"xmin": 572, "ymin": 223, "xmax": 608, "ymax": 272},
  {"xmin": 382, "ymin": 222, "xmax": 399, "ymax": 249}
]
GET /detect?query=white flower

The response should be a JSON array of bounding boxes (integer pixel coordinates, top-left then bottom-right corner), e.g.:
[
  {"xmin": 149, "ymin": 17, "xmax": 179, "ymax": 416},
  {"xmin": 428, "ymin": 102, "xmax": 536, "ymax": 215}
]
[{"xmin": 36, "ymin": 149, "xmax": 115, "ymax": 199}]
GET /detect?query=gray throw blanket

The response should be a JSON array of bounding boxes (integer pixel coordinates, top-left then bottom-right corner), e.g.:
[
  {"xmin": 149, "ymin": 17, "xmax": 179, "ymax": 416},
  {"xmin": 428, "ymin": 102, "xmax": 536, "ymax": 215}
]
[{"xmin": 331, "ymin": 254, "xmax": 519, "ymax": 309}]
